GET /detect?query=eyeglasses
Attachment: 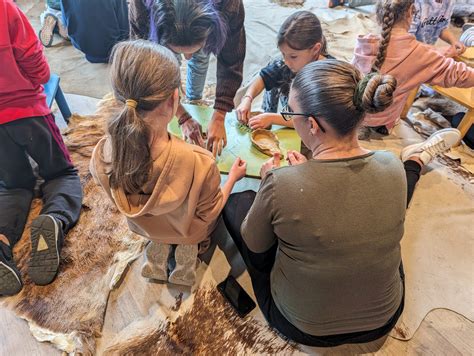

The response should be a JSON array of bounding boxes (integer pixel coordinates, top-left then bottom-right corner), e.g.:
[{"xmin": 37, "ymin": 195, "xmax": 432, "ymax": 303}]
[{"xmin": 280, "ymin": 105, "xmax": 326, "ymax": 133}]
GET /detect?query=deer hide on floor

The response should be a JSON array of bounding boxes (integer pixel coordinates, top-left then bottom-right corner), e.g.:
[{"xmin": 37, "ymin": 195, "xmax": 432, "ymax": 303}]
[{"xmin": 1, "ymin": 96, "xmax": 146, "ymax": 355}]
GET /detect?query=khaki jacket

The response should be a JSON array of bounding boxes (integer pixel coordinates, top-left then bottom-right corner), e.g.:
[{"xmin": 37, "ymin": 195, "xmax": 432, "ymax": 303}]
[{"xmin": 90, "ymin": 135, "xmax": 223, "ymax": 245}]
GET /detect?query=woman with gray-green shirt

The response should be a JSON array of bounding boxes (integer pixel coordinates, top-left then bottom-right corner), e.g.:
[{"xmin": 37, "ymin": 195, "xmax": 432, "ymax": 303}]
[{"xmin": 223, "ymin": 60, "xmax": 460, "ymax": 346}]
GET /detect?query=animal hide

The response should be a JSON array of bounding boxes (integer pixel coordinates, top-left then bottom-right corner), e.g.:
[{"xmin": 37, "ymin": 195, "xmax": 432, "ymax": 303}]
[
  {"xmin": 103, "ymin": 245, "xmax": 300, "ymax": 355},
  {"xmin": 1, "ymin": 96, "xmax": 146, "ymax": 355},
  {"xmin": 104, "ymin": 285, "xmax": 298, "ymax": 355}
]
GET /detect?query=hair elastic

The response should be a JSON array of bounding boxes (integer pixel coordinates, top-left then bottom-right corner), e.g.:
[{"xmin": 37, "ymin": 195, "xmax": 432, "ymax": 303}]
[
  {"xmin": 353, "ymin": 72, "xmax": 377, "ymax": 111},
  {"xmin": 125, "ymin": 99, "xmax": 138, "ymax": 109}
]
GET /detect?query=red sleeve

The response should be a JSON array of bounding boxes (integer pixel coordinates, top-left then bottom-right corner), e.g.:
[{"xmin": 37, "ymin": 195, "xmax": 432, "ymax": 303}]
[{"xmin": 8, "ymin": 2, "xmax": 50, "ymax": 86}]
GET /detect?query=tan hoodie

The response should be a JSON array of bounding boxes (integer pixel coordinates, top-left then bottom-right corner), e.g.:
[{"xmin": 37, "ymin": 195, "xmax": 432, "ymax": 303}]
[
  {"xmin": 352, "ymin": 31, "xmax": 474, "ymax": 128},
  {"xmin": 90, "ymin": 134, "xmax": 224, "ymax": 245}
]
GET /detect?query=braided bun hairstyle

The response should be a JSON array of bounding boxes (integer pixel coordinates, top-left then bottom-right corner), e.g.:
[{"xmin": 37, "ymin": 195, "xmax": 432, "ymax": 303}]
[
  {"xmin": 291, "ymin": 59, "xmax": 397, "ymax": 137},
  {"xmin": 372, "ymin": 0, "xmax": 414, "ymax": 72}
]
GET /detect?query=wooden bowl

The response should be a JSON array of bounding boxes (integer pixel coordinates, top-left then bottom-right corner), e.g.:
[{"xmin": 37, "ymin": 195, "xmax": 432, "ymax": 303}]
[{"xmin": 251, "ymin": 129, "xmax": 283, "ymax": 158}]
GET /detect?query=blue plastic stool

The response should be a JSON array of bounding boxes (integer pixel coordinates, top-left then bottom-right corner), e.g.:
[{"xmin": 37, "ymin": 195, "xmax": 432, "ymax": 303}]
[{"xmin": 44, "ymin": 74, "xmax": 72, "ymax": 123}]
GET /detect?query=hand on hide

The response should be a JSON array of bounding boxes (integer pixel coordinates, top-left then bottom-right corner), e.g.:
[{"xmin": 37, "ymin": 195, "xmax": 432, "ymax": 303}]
[
  {"xmin": 181, "ymin": 118, "xmax": 205, "ymax": 147},
  {"xmin": 236, "ymin": 96, "xmax": 252, "ymax": 124},
  {"xmin": 206, "ymin": 111, "xmax": 227, "ymax": 157},
  {"xmin": 248, "ymin": 113, "xmax": 273, "ymax": 130}
]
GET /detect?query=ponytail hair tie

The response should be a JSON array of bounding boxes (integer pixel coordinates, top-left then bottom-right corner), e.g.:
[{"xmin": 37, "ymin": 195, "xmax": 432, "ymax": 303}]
[
  {"xmin": 125, "ymin": 99, "xmax": 138, "ymax": 109},
  {"xmin": 353, "ymin": 72, "xmax": 377, "ymax": 111}
]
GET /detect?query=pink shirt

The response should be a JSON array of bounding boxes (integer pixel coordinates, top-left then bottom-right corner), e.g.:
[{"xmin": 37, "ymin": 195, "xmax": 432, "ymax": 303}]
[{"xmin": 352, "ymin": 31, "xmax": 474, "ymax": 128}]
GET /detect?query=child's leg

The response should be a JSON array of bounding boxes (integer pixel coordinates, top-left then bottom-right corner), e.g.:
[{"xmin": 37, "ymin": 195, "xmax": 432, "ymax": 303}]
[
  {"xmin": 401, "ymin": 128, "xmax": 461, "ymax": 207},
  {"xmin": 403, "ymin": 161, "xmax": 422, "ymax": 207},
  {"xmin": 169, "ymin": 244, "xmax": 199, "ymax": 287},
  {"xmin": 0, "ymin": 124, "xmax": 38, "ymax": 294},
  {"xmin": 141, "ymin": 242, "xmax": 170, "ymax": 281},
  {"xmin": 6, "ymin": 115, "xmax": 83, "ymax": 285}
]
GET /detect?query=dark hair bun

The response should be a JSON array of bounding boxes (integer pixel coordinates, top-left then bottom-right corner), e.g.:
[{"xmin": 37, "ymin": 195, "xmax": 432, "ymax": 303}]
[{"xmin": 360, "ymin": 74, "xmax": 397, "ymax": 114}]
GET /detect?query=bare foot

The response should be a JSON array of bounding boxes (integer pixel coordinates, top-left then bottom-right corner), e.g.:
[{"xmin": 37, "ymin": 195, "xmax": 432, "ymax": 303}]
[{"xmin": 0, "ymin": 234, "xmax": 10, "ymax": 246}]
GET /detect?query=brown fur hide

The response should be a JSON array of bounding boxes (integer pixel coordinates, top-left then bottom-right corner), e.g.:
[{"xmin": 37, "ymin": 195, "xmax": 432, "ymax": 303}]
[
  {"xmin": 104, "ymin": 285, "xmax": 298, "ymax": 355},
  {"xmin": 1, "ymin": 96, "xmax": 145, "ymax": 355},
  {"xmin": 406, "ymin": 94, "xmax": 467, "ymax": 138}
]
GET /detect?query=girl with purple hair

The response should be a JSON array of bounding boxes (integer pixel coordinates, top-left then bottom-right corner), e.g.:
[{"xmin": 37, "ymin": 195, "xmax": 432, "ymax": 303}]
[{"xmin": 129, "ymin": 0, "xmax": 246, "ymax": 157}]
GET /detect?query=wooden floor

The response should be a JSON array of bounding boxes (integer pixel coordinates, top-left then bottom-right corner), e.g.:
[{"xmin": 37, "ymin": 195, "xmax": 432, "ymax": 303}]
[{"xmin": 1, "ymin": 257, "xmax": 473, "ymax": 355}]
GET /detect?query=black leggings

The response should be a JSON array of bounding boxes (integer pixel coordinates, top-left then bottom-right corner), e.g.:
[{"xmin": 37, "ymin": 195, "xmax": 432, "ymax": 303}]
[
  {"xmin": 0, "ymin": 115, "xmax": 82, "ymax": 247},
  {"xmin": 222, "ymin": 161, "xmax": 421, "ymax": 347}
]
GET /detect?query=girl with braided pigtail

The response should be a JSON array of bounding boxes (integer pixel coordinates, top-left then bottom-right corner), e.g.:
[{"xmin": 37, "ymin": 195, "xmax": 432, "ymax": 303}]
[{"xmin": 352, "ymin": 0, "xmax": 474, "ymax": 134}]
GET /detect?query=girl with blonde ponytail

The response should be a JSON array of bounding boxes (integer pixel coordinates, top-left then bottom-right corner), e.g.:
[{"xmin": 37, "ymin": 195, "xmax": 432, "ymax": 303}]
[
  {"xmin": 352, "ymin": 0, "xmax": 474, "ymax": 133},
  {"xmin": 90, "ymin": 40, "xmax": 247, "ymax": 287}
]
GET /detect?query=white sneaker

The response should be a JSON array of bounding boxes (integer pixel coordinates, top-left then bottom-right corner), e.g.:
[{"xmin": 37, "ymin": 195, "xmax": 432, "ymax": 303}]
[{"xmin": 401, "ymin": 128, "xmax": 461, "ymax": 165}]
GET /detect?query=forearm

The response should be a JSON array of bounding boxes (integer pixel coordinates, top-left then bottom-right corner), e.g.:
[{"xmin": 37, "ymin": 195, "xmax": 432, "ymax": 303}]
[
  {"xmin": 440, "ymin": 28, "xmax": 457, "ymax": 46},
  {"xmin": 268, "ymin": 114, "xmax": 294, "ymax": 128},
  {"xmin": 214, "ymin": 3, "xmax": 246, "ymax": 112},
  {"xmin": 221, "ymin": 177, "xmax": 238, "ymax": 205},
  {"xmin": 176, "ymin": 103, "xmax": 191, "ymax": 124},
  {"xmin": 244, "ymin": 76, "xmax": 265, "ymax": 100}
]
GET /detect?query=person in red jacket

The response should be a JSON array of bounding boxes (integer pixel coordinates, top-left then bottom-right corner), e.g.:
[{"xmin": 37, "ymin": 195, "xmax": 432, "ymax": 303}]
[{"xmin": 0, "ymin": 0, "xmax": 82, "ymax": 295}]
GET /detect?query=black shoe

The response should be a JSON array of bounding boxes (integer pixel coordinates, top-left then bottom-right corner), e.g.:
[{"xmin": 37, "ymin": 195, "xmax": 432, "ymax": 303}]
[
  {"xmin": 0, "ymin": 242, "xmax": 22, "ymax": 296},
  {"xmin": 29, "ymin": 215, "xmax": 63, "ymax": 285}
]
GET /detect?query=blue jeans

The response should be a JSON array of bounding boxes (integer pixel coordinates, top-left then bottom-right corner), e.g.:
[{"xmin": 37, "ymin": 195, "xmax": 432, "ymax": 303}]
[
  {"xmin": 47, "ymin": 0, "xmax": 62, "ymax": 10},
  {"xmin": 186, "ymin": 49, "xmax": 210, "ymax": 100},
  {"xmin": 262, "ymin": 88, "xmax": 289, "ymax": 113}
]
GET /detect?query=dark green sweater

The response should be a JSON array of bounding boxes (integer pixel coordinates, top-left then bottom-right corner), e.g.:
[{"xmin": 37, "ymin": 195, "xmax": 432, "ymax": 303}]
[{"xmin": 241, "ymin": 151, "xmax": 406, "ymax": 336}]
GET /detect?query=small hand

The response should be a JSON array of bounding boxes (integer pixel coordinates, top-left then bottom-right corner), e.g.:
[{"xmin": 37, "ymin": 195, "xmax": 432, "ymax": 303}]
[
  {"xmin": 453, "ymin": 41, "xmax": 466, "ymax": 55},
  {"xmin": 444, "ymin": 44, "xmax": 464, "ymax": 58},
  {"xmin": 260, "ymin": 152, "xmax": 281, "ymax": 178},
  {"xmin": 248, "ymin": 113, "xmax": 274, "ymax": 130},
  {"xmin": 236, "ymin": 96, "xmax": 252, "ymax": 124},
  {"xmin": 180, "ymin": 118, "xmax": 205, "ymax": 147},
  {"xmin": 286, "ymin": 150, "xmax": 307, "ymax": 166},
  {"xmin": 206, "ymin": 110, "xmax": 227, "ymax": 157},
  {"xmin": 229, "ymin": 157, "xmax": 247, "ymax": 182}
]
